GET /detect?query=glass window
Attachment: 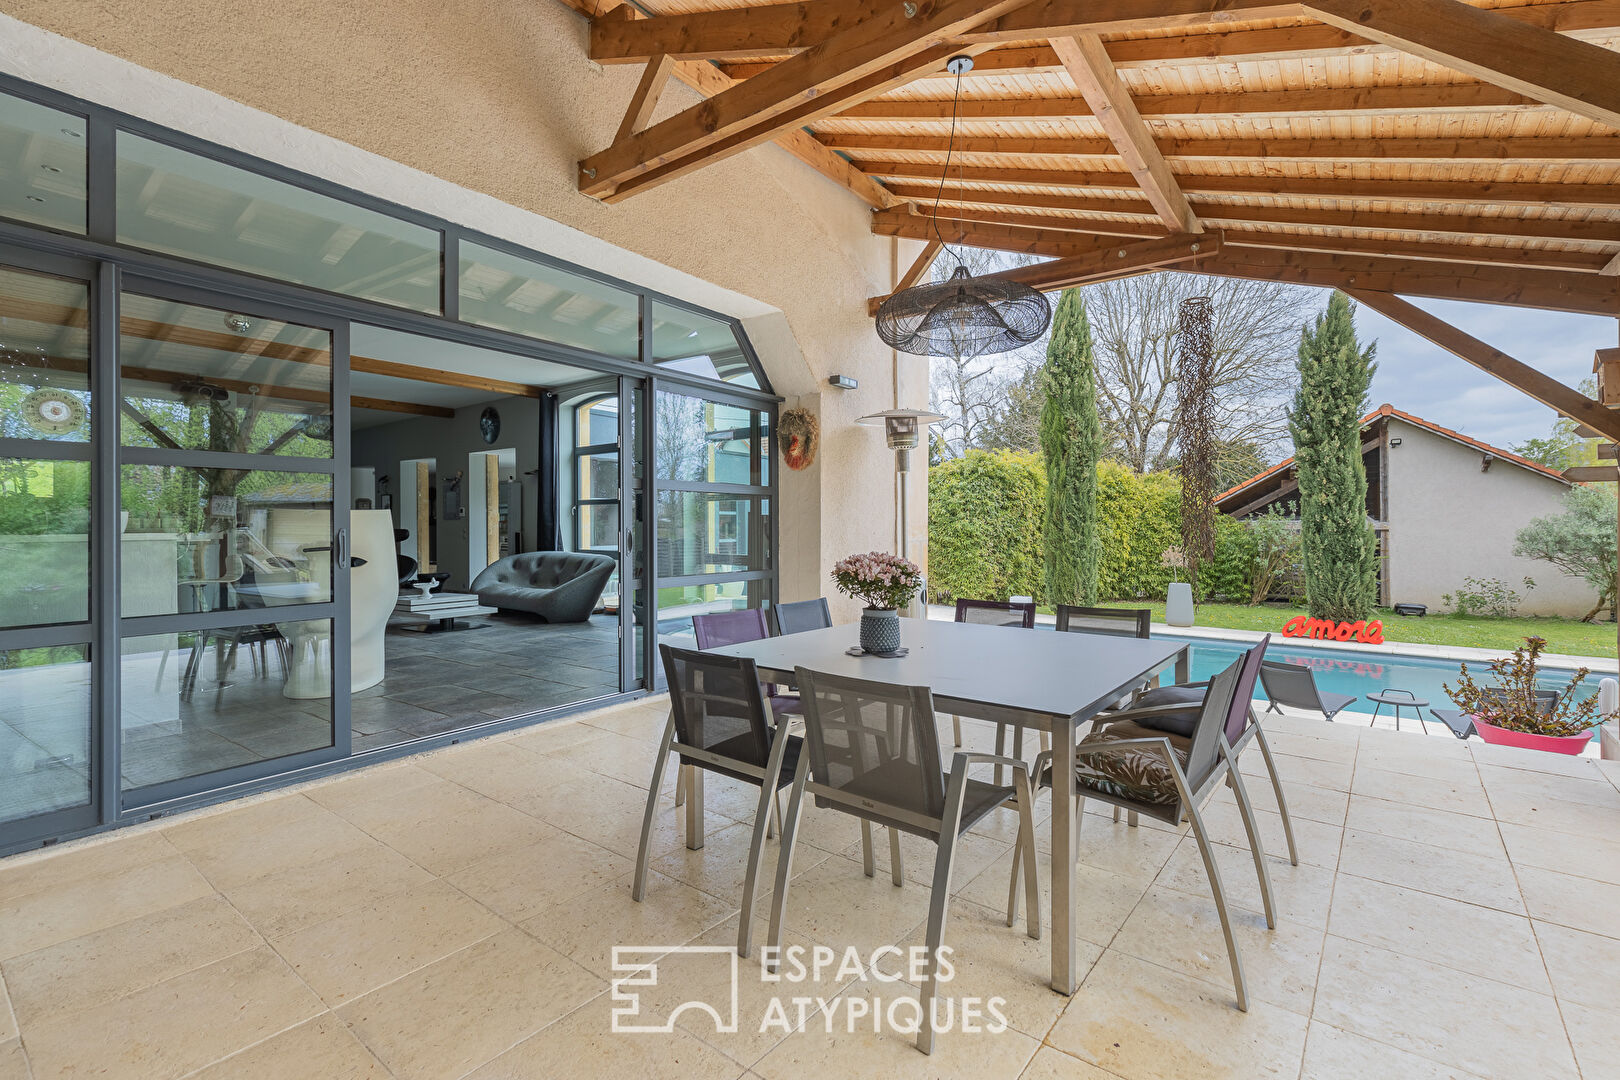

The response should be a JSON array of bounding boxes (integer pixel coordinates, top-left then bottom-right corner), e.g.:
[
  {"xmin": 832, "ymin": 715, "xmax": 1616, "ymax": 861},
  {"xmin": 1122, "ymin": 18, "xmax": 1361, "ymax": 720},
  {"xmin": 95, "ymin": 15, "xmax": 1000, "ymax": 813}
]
[
  {"xmin": 461, "ymin": 242, "xmax": 640, "ymax": 360},
  {"xmin": 120, "ymin": 626, "xmax": 333, "ymax": 790},
  {"xmin": 0, "ymin": 644, "xmax": 92, "ymax": 822},
  {"xmin": 655, "ymin": 491, "xmax": 765, "ymax": 578},
  {"xmin": 578, "ymin": 451, "xmax": 619, "ymax": 501},
  {"xmin": 0, "ymin": 458, "xmax": 91, "ymax": 628},
  {"xmin": 577, "ymin": 395, "xmax": 619, "ymax": 447},
  {"xmin": 120, "ymin": 465, "xmax": 333, "ymax": 617},
  {"xmin": 0, "ymin": 92, "xmax": 86, "ymax": 234},
  {"xmin": 0, "ymin": 267, "xmax": 91, "ymax": 442},
  {"xmin": 650, "ymin": 302, "xmax": 757, "ymax": 388},
  {"xmin": 119, "ymin": 293, "xmax": 334, "ymax": 458},
  {"xmin": 654, "ymin": 392, "xmax": 765, "ymax": 485},
  {"xmin": 116, "ymin": 133, "xmax": 441, "ymax": 313}
]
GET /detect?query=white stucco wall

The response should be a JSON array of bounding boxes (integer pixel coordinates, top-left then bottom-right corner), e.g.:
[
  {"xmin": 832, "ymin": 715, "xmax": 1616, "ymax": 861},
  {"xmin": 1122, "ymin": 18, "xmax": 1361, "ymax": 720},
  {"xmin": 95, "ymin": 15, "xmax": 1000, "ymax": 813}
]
[
  {"xmin": 0, "ymin": 1, "xmax": 932, "ymax": 620},
  {"xmin": 1386, "ymin": 418, "xmax": 1600, "ymax": 617}
]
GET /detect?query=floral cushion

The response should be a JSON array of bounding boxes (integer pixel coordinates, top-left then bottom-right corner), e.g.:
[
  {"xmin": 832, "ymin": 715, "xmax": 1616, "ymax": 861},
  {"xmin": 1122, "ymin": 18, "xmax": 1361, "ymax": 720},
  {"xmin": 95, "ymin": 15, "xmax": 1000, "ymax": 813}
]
[{"xmin": 1072, "ymin": 724, "xmax": 1190, "ymax": 806}]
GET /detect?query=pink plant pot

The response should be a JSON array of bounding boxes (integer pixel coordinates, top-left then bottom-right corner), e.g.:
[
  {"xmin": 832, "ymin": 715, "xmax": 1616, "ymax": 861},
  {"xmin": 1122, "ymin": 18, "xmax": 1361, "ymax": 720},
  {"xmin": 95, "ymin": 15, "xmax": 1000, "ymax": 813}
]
[{"xmin": 1470, "ymin": 717, "xmax": 1591, "ymax": 755}]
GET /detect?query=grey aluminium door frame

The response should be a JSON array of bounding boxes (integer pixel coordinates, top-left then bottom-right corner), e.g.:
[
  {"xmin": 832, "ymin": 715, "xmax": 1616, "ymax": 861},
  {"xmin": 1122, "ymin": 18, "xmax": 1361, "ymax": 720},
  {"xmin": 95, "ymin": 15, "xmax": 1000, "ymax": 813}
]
[{"xmin": 113, "ymin": 272, "xmax": 353, "ymax": 814}]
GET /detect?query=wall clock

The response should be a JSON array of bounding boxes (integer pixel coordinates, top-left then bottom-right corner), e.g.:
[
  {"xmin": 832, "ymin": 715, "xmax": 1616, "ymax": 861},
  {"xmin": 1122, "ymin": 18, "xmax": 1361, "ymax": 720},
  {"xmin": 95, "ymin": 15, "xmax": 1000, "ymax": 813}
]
[
  {"xmin": 21, "ymin": 389, "xmax": 85, "ymax": 436},
  {"xmin": 480, "ymin": 406, "xmax": 501, "ymax": 445}
]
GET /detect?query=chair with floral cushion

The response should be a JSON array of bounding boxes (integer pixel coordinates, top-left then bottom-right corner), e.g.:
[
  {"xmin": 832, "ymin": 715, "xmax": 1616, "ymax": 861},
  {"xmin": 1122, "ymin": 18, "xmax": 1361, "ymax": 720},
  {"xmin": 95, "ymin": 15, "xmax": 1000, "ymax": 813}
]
[{"xmin": 1007, "ymin": 638, "xmax": 1278, "ymax": 1010}]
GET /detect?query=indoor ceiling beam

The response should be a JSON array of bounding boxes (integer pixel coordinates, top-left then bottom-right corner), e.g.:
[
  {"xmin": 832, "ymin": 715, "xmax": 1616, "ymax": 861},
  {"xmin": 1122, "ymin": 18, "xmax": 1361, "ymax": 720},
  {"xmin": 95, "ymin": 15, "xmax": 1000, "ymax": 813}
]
[
  {"xmin": 1346, "ymin": 289, "xmax": 1620, "ymax": 443},
  {"xmin": 860, "ymin": 161, "xmax": 1620, "ymax": 208},
  {"xmin": 1051, "ymin": 34, "xmax": 1200, "ymax": 233},
  {"xmin": 1302, "ymin": 0, "xmax": 1620, "ymax": 130},
  {"xmin": 821, "ymin": 132, "xmax": 1620, "ymax": 162},
  {"xmin": 576, "ymin": 0, "xmax": 1033, "ymax": 201}
]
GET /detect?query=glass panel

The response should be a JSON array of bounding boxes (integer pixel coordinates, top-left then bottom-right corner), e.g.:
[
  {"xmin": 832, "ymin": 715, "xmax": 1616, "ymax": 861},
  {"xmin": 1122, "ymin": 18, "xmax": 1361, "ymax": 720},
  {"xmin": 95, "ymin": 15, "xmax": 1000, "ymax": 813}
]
[
  {"xmin": 629, "ymin": 385, "xmax": 645, "ymax": 688},
  {"xmin": 120, "ymin": 625, "xmax": 333, "ymax": 789},
  {"xmin": 120, "ymin": 465, "xmax": 333, "ymax": 616},
  {"xmin": 116, "ymin": 133, "xmax": 440, "ymax": 313},
  {"xmin": 0, "ymin": 458, "xmax": 90, "ymax": 628},
  {"xmin": 460, "ymin": 242, "xmax": 639, "ymax": 360},
  {"xmin": 579, "ymin": 502, "xmax": 619, "ymax": 551},
  {"xmin": 120, "ymin": 293, "xmax": 334, "ymax": 457},
  {"xmin": 578, "ymin": 395, "xmax": 619, "ymax": 447},
  {"xmin": 654, "ymin": 391, "xmax": 764, "ymax": 485},
  {"xmin": 578, "ymin": 451, "xmax": 618, "ymax": 501},
  {"xmin": 655, "ymin": 491, "xmax": 763, "ymax": 578},
  {"xmin": 0, "ymin": 644, "xmax": 91, "ymax": 822},
  {"xmin": 0, "ymin": 267, "xmax": 91, "ymax": 442},
  {"xmin": 655, "ymin": 581, "xmax": 755, "ymax": 649},
  {"xmin": 650, "ymin": 302, "xmax": 757, "ymax": 387},
  {"xmin": 0, "ymin": 92, "xmax": 86, "ymax": 234}
]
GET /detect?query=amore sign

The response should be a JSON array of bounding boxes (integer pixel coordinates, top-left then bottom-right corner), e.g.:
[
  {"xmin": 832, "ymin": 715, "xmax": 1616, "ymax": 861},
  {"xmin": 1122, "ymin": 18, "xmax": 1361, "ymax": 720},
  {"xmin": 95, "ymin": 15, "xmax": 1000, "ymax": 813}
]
[{"xmin": 1282, "ymin": 616, "xmax": 1385, "ymax": 644}]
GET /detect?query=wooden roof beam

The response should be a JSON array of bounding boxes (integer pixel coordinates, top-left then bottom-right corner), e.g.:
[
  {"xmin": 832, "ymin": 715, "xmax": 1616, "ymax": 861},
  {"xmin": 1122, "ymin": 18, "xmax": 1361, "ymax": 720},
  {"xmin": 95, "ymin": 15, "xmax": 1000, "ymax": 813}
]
[
  {"xmin": 1051, "ymin": 34, "xmax": 1200, "ymax": 233},
  {"xmin": 870, "ymin": 206, "xmax": 1133, "ymax": 257},
  {"xmin": 614, "ymin": 54, "xmax": 677, "ymax": 143},
  {"xmin": 1303, "ymin": 0, "xmax": 1620, "ymax": 131},
  {"xmin": 859, "ymin": 161, "xmax": 1620, "ymax": 208},
  {"xmin": 1346, "ymin": 290, "xmax": 1620, "ymax": 443},
  {"xmin": 577, "ymin": 0, "xmax": 1032, "ymax": 201},
  {"xmin": 821, "ymin": 133, "xmax": 1620, "ymax": 162},
  {"xmin": 895, "ymin": 239, "xmax": 943, "ymax": 293}
]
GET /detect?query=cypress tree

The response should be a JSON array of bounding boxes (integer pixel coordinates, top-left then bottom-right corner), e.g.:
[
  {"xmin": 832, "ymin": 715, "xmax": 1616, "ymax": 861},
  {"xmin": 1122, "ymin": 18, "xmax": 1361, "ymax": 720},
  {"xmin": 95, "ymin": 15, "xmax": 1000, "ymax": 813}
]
[
  {"xmin": 1040, "ymin": 288, "xmax": 1102, "ymax": 606},
  {"xmin": 1290, "ymin": 290, "xmax": 1379, "ymax": 621}
]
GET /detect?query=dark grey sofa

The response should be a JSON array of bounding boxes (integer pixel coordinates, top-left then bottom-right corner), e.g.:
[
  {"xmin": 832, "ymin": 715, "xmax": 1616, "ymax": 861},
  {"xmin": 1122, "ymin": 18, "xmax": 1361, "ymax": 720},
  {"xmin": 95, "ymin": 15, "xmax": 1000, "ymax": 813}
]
[{"xmin": 470, "ymin": 550, "xmax": 616, "ymax": 623}]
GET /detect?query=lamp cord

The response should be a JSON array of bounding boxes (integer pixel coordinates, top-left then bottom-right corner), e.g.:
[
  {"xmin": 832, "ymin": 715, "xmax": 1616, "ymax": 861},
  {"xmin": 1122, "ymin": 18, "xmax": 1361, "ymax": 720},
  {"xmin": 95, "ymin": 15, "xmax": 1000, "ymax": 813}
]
[{"xmin": 929, "ymin": 63, "xmax": 966, "ymax": 273}]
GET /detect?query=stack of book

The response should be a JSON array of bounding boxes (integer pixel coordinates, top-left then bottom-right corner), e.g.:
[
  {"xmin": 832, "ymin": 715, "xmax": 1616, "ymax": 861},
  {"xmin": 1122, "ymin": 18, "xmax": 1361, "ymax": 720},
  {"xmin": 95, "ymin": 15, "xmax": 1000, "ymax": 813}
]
[{"xmin": 394, "ymin": 591, "xmax": 474, "ymax": 615}]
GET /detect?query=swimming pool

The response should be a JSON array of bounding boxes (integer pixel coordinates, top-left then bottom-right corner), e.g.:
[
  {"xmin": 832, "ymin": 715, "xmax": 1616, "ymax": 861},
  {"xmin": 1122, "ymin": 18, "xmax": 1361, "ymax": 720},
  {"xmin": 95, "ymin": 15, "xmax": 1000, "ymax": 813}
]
[{"xmin": 1162, "ymin": 634, "xmax": 1602, "ymax": 719}]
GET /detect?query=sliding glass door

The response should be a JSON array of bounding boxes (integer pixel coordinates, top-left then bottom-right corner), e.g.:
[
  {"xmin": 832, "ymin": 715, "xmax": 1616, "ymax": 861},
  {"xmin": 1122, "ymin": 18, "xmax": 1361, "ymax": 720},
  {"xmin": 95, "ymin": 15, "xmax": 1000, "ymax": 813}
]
[{"xmin": 115, "ymin": 280, "xmax": 349, "ymax": 806}]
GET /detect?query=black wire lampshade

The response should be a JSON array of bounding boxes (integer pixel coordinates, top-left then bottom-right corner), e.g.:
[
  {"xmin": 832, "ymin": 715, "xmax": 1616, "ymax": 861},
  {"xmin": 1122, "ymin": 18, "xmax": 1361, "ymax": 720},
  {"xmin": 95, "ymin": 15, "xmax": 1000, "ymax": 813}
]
[{"xmin": 875, "ymin": 264, "xmax": 1052, "ymax": 360}]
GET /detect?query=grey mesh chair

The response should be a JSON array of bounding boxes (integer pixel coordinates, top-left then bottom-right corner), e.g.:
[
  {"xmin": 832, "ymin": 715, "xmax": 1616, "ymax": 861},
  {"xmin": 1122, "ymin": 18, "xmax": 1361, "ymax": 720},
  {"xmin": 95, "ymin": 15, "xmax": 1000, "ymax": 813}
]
[
  {"xmin": 636, "ymin": 644, "xmax": 802, "ymax": 957},
  {"xmin": 773, "ymin": 597, "xmax": 832, "ymax": 636},
  {"xmin": 1258, "ymin": 661, "xmax": 1357, "ymax": 721},
  {"xmin": 1055, "ymin": 605, "xmax": 1152, "ymax": 639},
  {"xmin": 951, "ymin": 599, "xmax": 1037, "ymax": 771},
  {"xmin": 1011, "ymin": 639, "xmax": 1278, "ymax": 1011},
  {"xmin": 766, "ymin": 667, "xmax": 1039, "ymax": 1055}
]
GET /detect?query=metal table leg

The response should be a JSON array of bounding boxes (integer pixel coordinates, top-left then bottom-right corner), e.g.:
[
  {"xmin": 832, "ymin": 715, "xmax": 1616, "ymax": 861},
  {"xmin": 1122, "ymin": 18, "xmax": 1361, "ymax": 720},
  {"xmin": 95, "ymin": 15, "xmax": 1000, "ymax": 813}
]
[{"xmin": 1051, "ymin": 711, "xmax": 1078, "ymax": 993}]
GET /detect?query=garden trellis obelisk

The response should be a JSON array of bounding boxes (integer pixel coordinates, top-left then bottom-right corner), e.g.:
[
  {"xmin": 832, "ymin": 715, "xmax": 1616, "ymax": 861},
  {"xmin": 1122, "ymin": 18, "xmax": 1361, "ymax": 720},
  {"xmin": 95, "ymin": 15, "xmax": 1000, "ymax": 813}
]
[{"xmin": 1177, "ymin": 295, "xmax": 1217, "ymax": 586}]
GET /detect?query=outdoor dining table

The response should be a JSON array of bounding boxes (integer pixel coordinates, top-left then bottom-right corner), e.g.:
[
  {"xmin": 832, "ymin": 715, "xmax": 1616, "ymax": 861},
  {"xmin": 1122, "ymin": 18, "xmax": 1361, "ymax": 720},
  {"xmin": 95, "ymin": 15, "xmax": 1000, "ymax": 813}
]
[{"xmin": 704, "ymin": 616, "xmax": 1191, "ymax": 994}]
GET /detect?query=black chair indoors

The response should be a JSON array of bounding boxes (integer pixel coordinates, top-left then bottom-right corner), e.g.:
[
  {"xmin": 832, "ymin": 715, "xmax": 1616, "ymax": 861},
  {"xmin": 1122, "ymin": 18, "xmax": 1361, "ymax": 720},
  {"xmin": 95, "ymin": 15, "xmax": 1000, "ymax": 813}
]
[{"xmin": 1258, "ymin": 661, "xmax": 1357, "ymax": 721}]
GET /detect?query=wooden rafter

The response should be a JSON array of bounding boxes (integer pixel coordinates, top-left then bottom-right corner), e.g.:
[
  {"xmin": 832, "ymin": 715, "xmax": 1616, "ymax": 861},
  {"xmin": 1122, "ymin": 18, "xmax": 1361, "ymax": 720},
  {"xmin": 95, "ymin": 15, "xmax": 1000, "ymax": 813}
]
[
  {"xmin": 1605, "ymin": 251, "xmax": 1620, "ymax": 277},
  {"xmin": 870, "ymin": 207, "xmax": 1137, "ymax": 257},
  {"xmin": 615, "ymin": 54, "xmax": 677, "ymax": 143},
  {"xmin": 820, "ymin": 133, "xmax": 1620, "ymax": 163},
  {"xmin": 1050, "ymin": 34, "xmax": 1200, "ymax": 233},
  {"xmin": 895, "ymin": 239, "xmax": 943, "ymax": 293},
  {"xmin": 1345, "ymin": 290, "xmax": 1620, "ymax": 443},
  {"xmin": 1302, "ymin": 0, "xmax": 1620, "ymax": 130},
  {"xmin": 576, "ymin": 0, "xmax": 1032, "ymax": 201}
]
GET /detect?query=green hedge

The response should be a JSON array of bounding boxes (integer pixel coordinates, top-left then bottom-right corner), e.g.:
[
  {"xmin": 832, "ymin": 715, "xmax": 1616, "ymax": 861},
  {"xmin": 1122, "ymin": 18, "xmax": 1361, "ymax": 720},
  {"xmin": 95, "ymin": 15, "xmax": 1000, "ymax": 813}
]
[{"xmin": 929, "ymin": 451, "xmax": 1269, "ymax": 604}]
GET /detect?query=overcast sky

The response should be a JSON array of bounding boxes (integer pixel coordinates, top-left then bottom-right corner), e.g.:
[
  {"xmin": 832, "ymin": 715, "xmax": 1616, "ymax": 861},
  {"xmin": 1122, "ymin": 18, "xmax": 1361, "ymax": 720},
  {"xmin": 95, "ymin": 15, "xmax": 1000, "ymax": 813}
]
[{"xmin": 1348, "ymin": 293, "xmax": 1614, "ymax": 454}]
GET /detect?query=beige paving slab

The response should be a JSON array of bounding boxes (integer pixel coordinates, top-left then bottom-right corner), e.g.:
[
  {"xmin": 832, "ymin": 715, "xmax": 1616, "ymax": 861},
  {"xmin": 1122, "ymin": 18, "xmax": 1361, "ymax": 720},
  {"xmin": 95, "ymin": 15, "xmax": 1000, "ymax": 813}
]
[
  {"xmin": 464, "ymin": 994, "xmax": 745, "ymax": 1080},
  {"xmin": 1312, "ymin": 935, "xmax": 1578, "ymax": 1080},
  {"xmin": 1196, "ymin": 800, "xmax": 1342, "ymax": 870},
  {"xmin": 1045, "ymin": 949, "xmax": 1310, "ymax": 1080},
  {"xmin": 1476, "ymin": 763, "xmax": 1620, "ymax": 810},
  {"xmin": 448, "ymin": 830, "xmax": 635, "ymax": 923},
  {"xmin": 1, "ymin": 893, "xmax": 261, "ymax": 1028},
  {"xmin": 752, "ymin": 977, "xmax": 1040, "ymax": 1080},
  {"xmin": 1517, "ymin": 865, "xmax": 1620, "ymax": 940},
  {"xmin": 0, "ymin": 972, "xmax": 12, "ymax": 1045},
  {"xmin": 579, "ymin": 702, "xmax": 670, "ymax": 740},
  {"xmin": 163, "ymin": 794, "xmax": 378, "ymax": 890},
  {"xmin": 837, "ymin": 826, "xmax": 1011, "ymax": 892},
  {"xmin": 1533, "ymin": 920, "xmax": 1620, "ymax": 1013},
  {"xmin": 1016, "ymin": 1046, "xmax": 1120, "ymax": 1080},
  {"xmin": 546, "ymin": 729, "xmax": 673, "ymax": 788},
  {"xmin": 1299, "ymin": 1021, "xmax": 1488, "ymax": 1080},
  {"xmin": 1337, "ymin": 829, "xmax": 1524, "ymax": 914},
  {"xmin": 1350, "ymin": 766, "xmax": 1493, "ymax": 818},
  {"xmin": 1470, "ymin": 741, "xmax": 1609, "ymax": 779},
  {"xmin": 0, "ymin": 830, "xmax": 178, "ymax": 904},
  {"xmin": 1108, "ymin": 884, "xmax": 1326, "ymax": 1014},
  {"xmin": 1239, "ymin": 751, "xmax": 1353, "ymax": 792},
  {"xmin": 187, "ymin": 1014, "xmax": 390, "ymax": 1080},
  {"xmin": 1241, "ymin": 775, "xmax": 1351, "ymax": 827},
  {"xmin": 1261, "ymin": 729, "xmax": 1359, "ymax": 766},
  {"xmin": 0, "ymin": 1041, "xmax": 26, "ymax": 1080},
  {"xmin": 1155, "ymin": 837, "xmax": 1338, "ymax": 929},
  {"xmin": 506, "ymin": 715, "xmax": 636, "ymax": 754},
  {"xmin": 1498, "ymin": 821, "xmax": 1620, "ymax": 885},
  {"xmin": 22, "ymin": 946, "xmax": 323, "ymax": 1080},
  {"xmin": 0, "ymin": 853, "xmax": 213, "ymax": 960},
  {"xmin": 1556, "ymin": 999, "xmax": 1620, "ymax": 1080},
  {"xmin": 349, "ymin": 784, "xmax": 562, "ymax": 876},
  {"xmin": 958, "ymin": 847, "xmax": 1150, "ymax": 949},
  {"xmin": 271, "ymin": 878, "xmax": 507, "ymax": 1005},
  {"xmin": 1342, "ymin": 796, "xmax": 1507, "ymax": 861},
  {"xmin": 1354, "ymin": 744, "xmax": 1482, "ymax": 786},
  {"xmin": 748, "ymin": 855, "xmax": 938, "ymax": 960},
  {"xmin": 303, "ymin": 761, "xmax": 445, "ymax": 815},
  {"xmin": 520, "ymin": 869, "xmax": 737, "ymax": 980},
  {"xmin": 221, "ymin": 839, "xmax": 432, "ymax": 939},
  {"xmin": 1485, "ymin": 789, "xmax": 1620, "ymax": 836},
  {"xmin": 338, "ymin": 928, "xmax": 604, "ymax": 1080},
  {"xmin": 1325, "ymin": 874, "xmax": 1550, "ymax": 994}
]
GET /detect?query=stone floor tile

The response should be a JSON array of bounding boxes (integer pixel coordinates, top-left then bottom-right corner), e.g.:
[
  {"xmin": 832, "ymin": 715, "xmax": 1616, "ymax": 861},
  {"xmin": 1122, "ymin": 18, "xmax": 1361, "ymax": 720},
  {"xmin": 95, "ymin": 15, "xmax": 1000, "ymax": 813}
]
[
  {"xmin": 1517, "ymin": 865, "xmax": 1620, "ymax": 940},
  {"xmin": 0, "ymin": 853, "xmax": 213, "ymax": 959},
  {"xmin": 187, "ymin": 1014, "xmax": 390, "ymax": 1079},
  {"xmin": 520, "ymin": 869, "xmax": 737, "ymax": 980},
  {"xmin": 1299, "ymin": 1021, "xmax": 1488, "ymax": 1080},
  {"xmin": 1337, "ymin": 829, "xmax": 1524, "ymax": 913},
  {"xmin": 464, "ymin": 995, "xmax": 745, "ymax": 1080}
]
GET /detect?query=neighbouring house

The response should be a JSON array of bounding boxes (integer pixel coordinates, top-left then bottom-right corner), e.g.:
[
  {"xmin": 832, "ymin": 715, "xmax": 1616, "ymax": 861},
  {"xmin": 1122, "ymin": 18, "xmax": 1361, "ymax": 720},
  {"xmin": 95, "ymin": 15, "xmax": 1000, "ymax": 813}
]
[{"xmin": 1216, "ymin": 404, "xmax": 1601, "ymax": 618}]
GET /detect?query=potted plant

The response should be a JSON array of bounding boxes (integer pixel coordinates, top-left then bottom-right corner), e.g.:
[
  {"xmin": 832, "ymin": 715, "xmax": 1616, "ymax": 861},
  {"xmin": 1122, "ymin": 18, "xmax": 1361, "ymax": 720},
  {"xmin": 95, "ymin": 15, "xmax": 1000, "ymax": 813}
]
[
  {"xmin": 1443, "ymin": 636, "xmax": 1602, "ymax": 754},
  {"xmin": 832, "ymin": 551, "xmax": 923, "ymax": 655}
]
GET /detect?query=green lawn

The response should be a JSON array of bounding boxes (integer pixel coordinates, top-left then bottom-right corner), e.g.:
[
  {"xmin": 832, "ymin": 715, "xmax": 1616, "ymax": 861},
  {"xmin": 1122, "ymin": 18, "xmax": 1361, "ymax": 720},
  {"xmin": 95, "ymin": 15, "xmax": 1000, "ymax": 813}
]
[{"xmin": 1137, "ymin": 602, "xmax": 1618, "ymax": 660}]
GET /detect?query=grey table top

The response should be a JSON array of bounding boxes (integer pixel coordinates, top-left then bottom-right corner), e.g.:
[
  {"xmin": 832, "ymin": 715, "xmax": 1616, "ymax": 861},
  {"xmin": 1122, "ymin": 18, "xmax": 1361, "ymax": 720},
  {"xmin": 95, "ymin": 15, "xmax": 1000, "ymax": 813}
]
[
  {"xmin": 705, "ymin": 618, "xmax": 1188, "ymax": 726},
  {"xmin": 1368, "ymin": 690, "xmax": 1430, "ymax": 707}
]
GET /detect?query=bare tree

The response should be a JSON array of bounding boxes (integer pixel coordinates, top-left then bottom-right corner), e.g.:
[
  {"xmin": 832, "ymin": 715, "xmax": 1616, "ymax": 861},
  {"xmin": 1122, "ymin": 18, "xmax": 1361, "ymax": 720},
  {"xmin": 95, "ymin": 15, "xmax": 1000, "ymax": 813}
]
[{"xmin": 1081, "ymin": 272, "xmax": 1313, "ymax": 473}]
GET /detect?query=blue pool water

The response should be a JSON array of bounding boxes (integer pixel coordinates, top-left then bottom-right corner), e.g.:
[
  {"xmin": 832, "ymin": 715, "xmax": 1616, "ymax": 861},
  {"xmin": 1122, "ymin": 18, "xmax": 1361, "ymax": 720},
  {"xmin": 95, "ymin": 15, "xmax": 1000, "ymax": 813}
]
[{"xmin": 1162, "ymin": 634, "xmax": 1602, "ymax": 720}]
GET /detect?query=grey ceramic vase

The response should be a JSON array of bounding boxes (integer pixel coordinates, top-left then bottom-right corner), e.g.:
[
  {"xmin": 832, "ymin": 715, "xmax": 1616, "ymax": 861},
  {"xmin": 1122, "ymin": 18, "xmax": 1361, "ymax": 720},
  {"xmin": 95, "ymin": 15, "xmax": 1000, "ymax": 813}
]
[{"xmin": 860, "ymin": 607, "xmax": 901, "ymax": 654}]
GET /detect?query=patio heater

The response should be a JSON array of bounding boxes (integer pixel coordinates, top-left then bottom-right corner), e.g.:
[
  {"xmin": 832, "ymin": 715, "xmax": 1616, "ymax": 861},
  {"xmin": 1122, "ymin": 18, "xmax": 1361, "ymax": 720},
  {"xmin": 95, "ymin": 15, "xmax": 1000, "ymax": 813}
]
[{"xmin": 856, "ymin": 408, "xmax": 944, "ymax": 615}]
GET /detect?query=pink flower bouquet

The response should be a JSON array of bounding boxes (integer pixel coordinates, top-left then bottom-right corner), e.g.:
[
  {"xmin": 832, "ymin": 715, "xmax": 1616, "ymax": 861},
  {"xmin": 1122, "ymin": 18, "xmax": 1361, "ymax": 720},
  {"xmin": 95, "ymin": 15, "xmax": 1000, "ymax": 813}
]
[{"xmin": 832, "ymin": 551, "xmax": 923, "ymax": 611}]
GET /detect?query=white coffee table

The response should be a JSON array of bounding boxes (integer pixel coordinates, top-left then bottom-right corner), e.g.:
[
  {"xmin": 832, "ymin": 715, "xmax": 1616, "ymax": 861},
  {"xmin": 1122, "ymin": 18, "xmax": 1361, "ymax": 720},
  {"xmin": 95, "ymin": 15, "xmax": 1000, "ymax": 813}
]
[{"xmin": 393, "ymin": 592, "xmax": 497, "ymax": 632}]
